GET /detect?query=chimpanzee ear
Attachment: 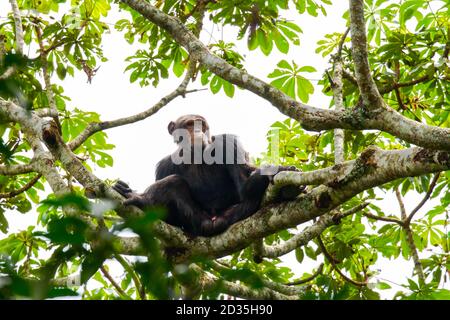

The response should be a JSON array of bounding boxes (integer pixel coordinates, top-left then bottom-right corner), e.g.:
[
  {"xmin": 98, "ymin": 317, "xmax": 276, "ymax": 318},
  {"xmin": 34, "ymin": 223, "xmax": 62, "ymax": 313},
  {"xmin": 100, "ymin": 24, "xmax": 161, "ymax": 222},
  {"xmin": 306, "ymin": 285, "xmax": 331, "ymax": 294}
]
[{"xmin": 168, "ymin": 121, "xmax": 175, "ymax": 135}]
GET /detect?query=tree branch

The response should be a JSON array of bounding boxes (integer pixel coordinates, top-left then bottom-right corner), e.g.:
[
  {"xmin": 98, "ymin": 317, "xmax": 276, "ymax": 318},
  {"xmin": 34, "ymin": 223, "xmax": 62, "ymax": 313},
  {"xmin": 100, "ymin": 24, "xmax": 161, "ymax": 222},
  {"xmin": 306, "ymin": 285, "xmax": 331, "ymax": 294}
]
[
  {"xmin": 286, "ymin": 263, "xmax": 324, "ymax": 286},
  {"xmin": 406, "ymin": 172, "xmax": 440, "ymax": 225},
  {"xmin": 0, "ymin": 0, "xmax": 24, "ymax": 79},
  {"xmin": 210, "ymin": 261, "xmax": 304, "ymax": 297},
  {"xmin": 256, "ymin": 213, "xmax": 339, "ymax": 259},
  {"xmin": 114, "ymin": 253, "xmax": 146, "ymax": 300},
  {"xmin": 0, "ymin": 163, "xmax": 35, "ymax": 176},
  {"xmin": 119, "ymin": 0, "xmax": 450, "ymax": 151},
  {"xmin": 115, "ymin": 146, "xmax": 450, "ymax": 262},
  {"xmin": 68, "ymin": 84, "xmax": 204, "ymax": 151},
  {"xmin": 100, "ymin": 265, "xmax": 131, "ymax": 299},
  {"xmin": 0, "ymin": 173, "xmax": 42, "ymax": 198},
  {"xmin": 318, "ymin": 236, "xmax": 367, "ymax": 287},
  {"xmin": 34, "ymin": 21, "xmax": 62, "ymax": 134},
  {"xmin": 184, "ymin": 264, "xmax": 297, "ymax": 300},
  {"xmin": 395, "ymin": 189, "xmax": 425, "ymax": 284},
  {"xmin": 379, "ymin": 74, "xmax": 433, "ymax": 95},
  {"xmin": 349, "ymin": 0, "xmax": 383, "ymax": 108},
  {"xmin": 362, "ymin": 212, "xmax": 403, "ymax": 226},
  {"xmin": 332, "ymin": 29, "xmax": 349, "ymax": 164},
  {"xmin": 9, "ymin": 0, "xmax": 24, "ymax": 55}
]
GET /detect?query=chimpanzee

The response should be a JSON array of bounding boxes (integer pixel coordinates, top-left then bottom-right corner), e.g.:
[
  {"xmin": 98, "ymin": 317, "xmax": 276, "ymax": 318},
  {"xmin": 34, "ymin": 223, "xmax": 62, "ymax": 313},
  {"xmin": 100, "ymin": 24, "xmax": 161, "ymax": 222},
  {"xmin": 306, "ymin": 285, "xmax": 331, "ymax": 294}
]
[{"xmin": 113, "ymin": 114, "xmax": 304, "ymax": 237}]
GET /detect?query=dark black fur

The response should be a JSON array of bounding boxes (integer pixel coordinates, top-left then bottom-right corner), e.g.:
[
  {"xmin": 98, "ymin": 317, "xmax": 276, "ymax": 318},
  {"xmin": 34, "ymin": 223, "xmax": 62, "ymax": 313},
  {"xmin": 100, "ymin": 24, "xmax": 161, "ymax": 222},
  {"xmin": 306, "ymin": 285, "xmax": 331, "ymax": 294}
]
[{"xmin": 113, "ymin": 119, "xmax": 304, "ymax": 236}]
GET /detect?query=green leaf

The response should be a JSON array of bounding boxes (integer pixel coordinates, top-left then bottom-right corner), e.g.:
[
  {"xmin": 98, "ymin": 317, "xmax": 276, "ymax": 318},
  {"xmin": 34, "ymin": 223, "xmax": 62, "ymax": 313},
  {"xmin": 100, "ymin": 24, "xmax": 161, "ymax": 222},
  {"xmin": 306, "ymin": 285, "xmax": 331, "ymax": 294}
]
[
  {"xmin": 44, "ymin": 216, "xmax": 89, "ymax": 246},
  {"xmin": 296, "ymin": 76, "xmax": 314, "ymax": 103},
  {"xmin": 273, "ymin": 30, "xmax": 289, "ymax": 54},
  {"xmin": 223, "ymin": 81, "xmax": 235, "ymax": 98},
  {"xmin": 277, "ymin": 59, "xmax": 292, "ymax": 70},
  {"xmin": 81, "ymin": 253, "xmax": 105, "ymax": 284},
  {"xmin": 56, "ymin": 64, "xmax": 67, "ymax": 80},
  {"xmin": 210, "ymin": 76, "xmax": 222, "ymax": 94},
  {"xmin": 295, "ymin": 248, "xmax": 304, "ymax": 263},
  {"xmin": 0, "ymin": 210, "xmax": 8, "ymax": 233},
  {"xmin": 257, "ymin": 29, "xmax": 273, "ymax": 56}
]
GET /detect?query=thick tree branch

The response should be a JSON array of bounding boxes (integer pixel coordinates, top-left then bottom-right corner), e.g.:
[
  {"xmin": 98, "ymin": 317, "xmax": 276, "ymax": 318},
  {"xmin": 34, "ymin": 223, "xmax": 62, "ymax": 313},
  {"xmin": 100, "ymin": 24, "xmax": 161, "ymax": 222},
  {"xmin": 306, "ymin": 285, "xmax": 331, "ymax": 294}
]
[
  {"xmin": 119, "ymin": 0, "xmax": 450, "ymax": 151},
  {"xmin": 119, "ymin": 0, "xmax": 349, "ymax": 131},
  {"xmin": 116, "ymin": 146, "xmax": 450, "ymax": 262},
  {"xmin": 349, "ymin": 0, "xmax": 383, "ymax": 108},
  {"xmin": 332, "ymin": 29, "xmax": 349, "ymax": 164},
  {"xmin": 0, "ymin": 163, "xmax": 35, "ymax": 175},
  {"xmin": 2, "ymin": 96, "xmax": 449, "ymax": 265}
]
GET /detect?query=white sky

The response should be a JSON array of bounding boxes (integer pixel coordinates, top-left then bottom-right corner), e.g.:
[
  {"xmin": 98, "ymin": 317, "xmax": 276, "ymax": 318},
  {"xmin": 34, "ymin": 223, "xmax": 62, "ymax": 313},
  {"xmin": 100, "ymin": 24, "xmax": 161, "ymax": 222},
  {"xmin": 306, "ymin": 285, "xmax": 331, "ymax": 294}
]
[{"xmin": 1, "ymin": 1, "xmax": 448, "ymax": 298}]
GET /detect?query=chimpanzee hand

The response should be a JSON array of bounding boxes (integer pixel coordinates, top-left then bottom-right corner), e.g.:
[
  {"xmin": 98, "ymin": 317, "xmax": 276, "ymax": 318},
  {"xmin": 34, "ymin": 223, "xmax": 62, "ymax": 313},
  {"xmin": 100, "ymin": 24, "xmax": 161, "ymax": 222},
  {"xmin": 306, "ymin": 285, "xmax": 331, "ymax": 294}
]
[
  {"xmin": 272, "ymin": 166, "xmax": 307, "ymax": 201},
  {"xmin": 277, "ymin": 165, "xmax": 300, "ymax": 173},
  {"xmin": 260, "ymin": 165, "xmax": 300, "ymax": 183},
  {"xmin": 200, "ymin": 215, "xmax": 229, "ymax": 237},
  {"xmin": 112, "ymin": 180, "xmax": 134, "ymax": 198}
]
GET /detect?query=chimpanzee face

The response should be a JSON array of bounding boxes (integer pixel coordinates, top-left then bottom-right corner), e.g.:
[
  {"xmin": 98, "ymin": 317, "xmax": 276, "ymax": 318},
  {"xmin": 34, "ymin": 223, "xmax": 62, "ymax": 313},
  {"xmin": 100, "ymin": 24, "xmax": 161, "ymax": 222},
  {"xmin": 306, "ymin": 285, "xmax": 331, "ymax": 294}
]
[{"xmin": 168, "ymin": 114, "xmax": 211, "ymax": 147}]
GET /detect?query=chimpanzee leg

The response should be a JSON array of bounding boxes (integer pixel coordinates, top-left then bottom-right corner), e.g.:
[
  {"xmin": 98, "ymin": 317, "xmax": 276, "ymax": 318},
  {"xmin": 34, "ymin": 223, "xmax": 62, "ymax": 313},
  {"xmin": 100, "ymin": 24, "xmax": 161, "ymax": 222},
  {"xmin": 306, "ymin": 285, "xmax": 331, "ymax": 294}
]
[
  {"xmin": 209, "ymin": 168, "xmax": 270, "ymax": 232},
  {"xmin": 116, "ymin": 175, "xmax": 211, "ymax": 236},
  {"xmin": 212, "ymin": 165, "xmax": 304, "ymax": 229}
]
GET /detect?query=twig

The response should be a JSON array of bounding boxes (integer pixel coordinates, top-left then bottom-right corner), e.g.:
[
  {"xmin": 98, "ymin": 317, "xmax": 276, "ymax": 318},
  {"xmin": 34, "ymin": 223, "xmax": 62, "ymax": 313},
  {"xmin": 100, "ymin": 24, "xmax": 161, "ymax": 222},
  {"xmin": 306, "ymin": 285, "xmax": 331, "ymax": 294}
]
[
  {"xmin": 362, "ymin": 211, "xmax": 404, "ymax": 226},
  {"xmin": 0, "ymin": 0, "xmax": 24, "ymax": 79},
  {"xmin": 395, "ymin": 188, "xmax": 407, "ymax": 220},
  {"xmin": 68, "ymin": 84, "xmax": 205, "ymax": 151},
  {"xmin": 210, "ymin": 261, "xmax": 303, "ymax": 297},
  {"xmin": 406, "ymin": 172, "xmax": 441, "ymax": 225},
  {"xmin": 286, "ymin": 263, "xmax": 324, "ymax": 286},
  {"xmin": 114, "ymin": 254, "xmax": 146, "ymax": 300},
  {"xmin": 395, "ymin": 188, "xmax": 425, "ymax": 285},
  {"xmin": 318, "ymin": 236, "xmax": 367, "ymax": 287},
  {"xmin": 0, "ymin": 173, "xmax": 42, "ymax": 198},
  {"xmin": 337, "ymin": 27, "xmax": 350, "ymax": 56},
  {"xmin": 34, "ymin": 21, "xmax": 62, "ymax": 134},
  {"xmin": 339, "ymin": 202, "xmax": 370, "ymax": 218},
  {"xmin": 100, "ymin": 265, "xmax": 130, "ymax": 299}
]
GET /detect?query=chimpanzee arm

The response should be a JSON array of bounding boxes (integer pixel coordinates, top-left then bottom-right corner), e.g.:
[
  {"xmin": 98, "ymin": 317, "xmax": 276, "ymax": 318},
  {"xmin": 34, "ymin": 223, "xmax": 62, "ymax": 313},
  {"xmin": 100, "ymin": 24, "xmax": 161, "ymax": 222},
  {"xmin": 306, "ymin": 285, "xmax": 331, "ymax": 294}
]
[
  {"xmin": 155, "ymin": 155, "xmax": 179, "ymax": 181},
  {"xmin": 212, "ymin": 134, "xmax": 255, "ymax": 201}
]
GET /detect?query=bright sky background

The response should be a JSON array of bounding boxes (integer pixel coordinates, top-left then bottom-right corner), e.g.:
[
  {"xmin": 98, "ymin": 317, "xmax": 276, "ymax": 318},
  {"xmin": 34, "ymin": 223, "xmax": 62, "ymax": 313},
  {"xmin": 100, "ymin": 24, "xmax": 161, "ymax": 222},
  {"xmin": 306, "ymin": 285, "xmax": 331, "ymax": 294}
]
[{"xmin": 1, "ymin": 1, "xmax": 447, "ymax": 298}]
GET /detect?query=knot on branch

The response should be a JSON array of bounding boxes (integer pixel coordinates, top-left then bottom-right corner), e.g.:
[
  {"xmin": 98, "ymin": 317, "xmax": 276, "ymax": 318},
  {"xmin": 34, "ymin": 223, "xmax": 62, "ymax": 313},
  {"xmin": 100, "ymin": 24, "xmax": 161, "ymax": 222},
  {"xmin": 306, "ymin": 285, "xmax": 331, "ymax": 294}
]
[
  {"xmin": 315, "ymin": 191, "xmax": 332, "ymax": 209},
  {"xmin": 42, "ymin": 120, "xmax": 60, "ymax": 148},
  {"xmin": 360, "ymin": 145, "xmax": 379, "ymax": 166},
  {"xmin": 413, "ymin": 148, "xmax": 449, "ymax": 166}
]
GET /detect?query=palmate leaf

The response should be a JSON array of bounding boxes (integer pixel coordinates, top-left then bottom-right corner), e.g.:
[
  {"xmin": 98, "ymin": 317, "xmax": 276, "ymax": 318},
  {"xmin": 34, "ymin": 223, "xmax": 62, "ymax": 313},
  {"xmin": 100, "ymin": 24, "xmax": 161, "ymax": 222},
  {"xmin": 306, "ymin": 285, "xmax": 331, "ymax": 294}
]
[{"xmin": 268, "ymin": 60, "xmax": 316, "ymax": 102}]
